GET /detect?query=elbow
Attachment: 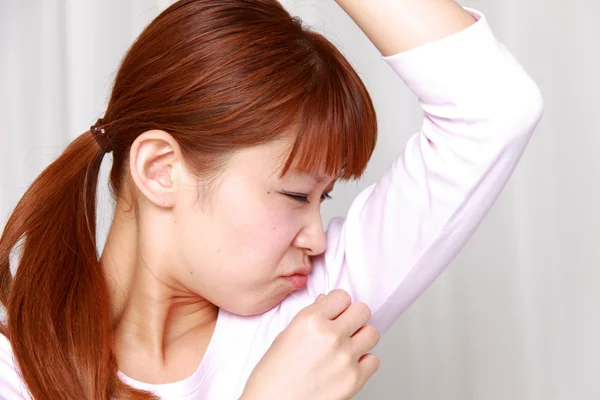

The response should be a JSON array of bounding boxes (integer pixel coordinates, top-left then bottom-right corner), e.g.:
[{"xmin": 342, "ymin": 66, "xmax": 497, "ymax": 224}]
[{"xmin": 500, "ymin": 78, "xmax": 545, "ymax": 144}]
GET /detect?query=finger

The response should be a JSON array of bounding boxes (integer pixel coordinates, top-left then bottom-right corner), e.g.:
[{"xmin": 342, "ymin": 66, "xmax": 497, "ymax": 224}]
[
  {"xmin": 310, "ymin": 289, "xmax": 352, "ymax": 320},
  {"xmin": 358, "ymin": 353, "xmax": 380, "ymax": 385},
  {"xmin": 350, "ymin": 325, "xmax": 380, "ymax": 358},
  {"xmin": 333, "ymin": 301, "xmax": 371, "ymax": 337},
  {"xmin": 314, "ymin": 294, "xmax": 325, "ymax": 303}
]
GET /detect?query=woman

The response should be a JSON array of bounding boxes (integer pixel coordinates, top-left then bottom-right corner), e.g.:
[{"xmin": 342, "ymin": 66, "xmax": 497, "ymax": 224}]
[{"xmin": 0, "ymin": 0, "xmax": 544, "ymax": 399}]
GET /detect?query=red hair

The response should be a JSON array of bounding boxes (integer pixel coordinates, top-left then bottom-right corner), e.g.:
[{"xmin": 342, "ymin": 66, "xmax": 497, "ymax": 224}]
[{"xmin": 0, "ymin": 0, "xmax": 377, "ymax": 398}]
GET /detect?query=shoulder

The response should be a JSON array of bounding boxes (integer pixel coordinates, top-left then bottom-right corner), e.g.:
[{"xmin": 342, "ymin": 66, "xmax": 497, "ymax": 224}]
[{"xmin": 0, "ymin": 333, "xmax": 29, "ymax": 399}]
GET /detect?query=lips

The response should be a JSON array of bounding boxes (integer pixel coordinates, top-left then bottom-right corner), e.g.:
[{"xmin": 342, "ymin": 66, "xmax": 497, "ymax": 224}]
[
  {"xmin": 289, "ymin": 264, "xmax": 312, "ymax": 277},
  {"xmin": 284, "ymin": 274, "xmax": 309, "ymax": 289},
  {"xmin": 283, "ymin": 265, "xmax": 312, "ymax": 289}
]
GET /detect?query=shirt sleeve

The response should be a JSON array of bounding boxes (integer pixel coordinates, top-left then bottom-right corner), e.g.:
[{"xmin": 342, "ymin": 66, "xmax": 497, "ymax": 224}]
[
  {"xmin": 307, "ymin": 8, "xmax": 544, "ymax": 334},
  {"xmin": 0, "ymin": 335, "xmax": 28, "ymax": 400}
]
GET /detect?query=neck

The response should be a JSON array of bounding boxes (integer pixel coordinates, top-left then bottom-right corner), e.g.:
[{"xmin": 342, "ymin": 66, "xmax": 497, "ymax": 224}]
[{"xmin": 101, "ymin": 200, "xmax": 218, "ymax": 373}]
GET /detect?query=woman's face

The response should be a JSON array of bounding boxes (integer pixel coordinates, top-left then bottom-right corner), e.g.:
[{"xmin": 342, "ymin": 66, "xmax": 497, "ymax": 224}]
[{"xmin": 171, "ymin": 137, "xmax": 336, "ymax": 315}]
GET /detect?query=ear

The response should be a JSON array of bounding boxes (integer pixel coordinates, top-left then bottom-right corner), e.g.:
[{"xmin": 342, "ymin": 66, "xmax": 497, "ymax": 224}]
[{"xmin": 129, "ymin": 130, "xmax": 183, "ymax": 209}]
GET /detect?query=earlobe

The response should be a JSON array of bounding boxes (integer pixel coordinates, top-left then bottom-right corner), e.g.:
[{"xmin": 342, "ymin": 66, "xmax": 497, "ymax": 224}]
[{"xmin": 128, "ymin": 130, "xmax": 181, "ymax": 209}]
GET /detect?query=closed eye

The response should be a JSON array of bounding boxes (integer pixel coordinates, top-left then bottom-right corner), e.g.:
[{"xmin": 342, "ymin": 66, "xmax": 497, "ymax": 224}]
[
  {"xmin": 282, "ymin": 192, "xmax": 333, "ymax": 204},
  {"xmin": 284, "ymin": 192, "xmax": 310, "ymax": 204},
  {"xmin": 321, "ymin": 192, "xmax": 332, "ymax": 202}
]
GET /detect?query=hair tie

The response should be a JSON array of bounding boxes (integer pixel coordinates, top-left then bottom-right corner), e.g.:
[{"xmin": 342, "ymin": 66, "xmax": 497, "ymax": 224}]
[{"xmin": 90, "ymin": 118, "xmax": 113, "ymax": 153}]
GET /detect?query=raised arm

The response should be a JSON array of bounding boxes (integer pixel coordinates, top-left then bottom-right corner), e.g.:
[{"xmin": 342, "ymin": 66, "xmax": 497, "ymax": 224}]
[
  {"xmin": 299, "ymin": 6, "xmax": 544, "ymax": 334},
  {"xmin": 335, "ymin": 0, "xmax": 476, "ymax": 55}
]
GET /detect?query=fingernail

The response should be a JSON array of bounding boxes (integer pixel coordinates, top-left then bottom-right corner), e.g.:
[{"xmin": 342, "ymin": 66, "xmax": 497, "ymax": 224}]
[{"xmin": 316, "ymin": 294, "xmax": 325, "ymax": 302}]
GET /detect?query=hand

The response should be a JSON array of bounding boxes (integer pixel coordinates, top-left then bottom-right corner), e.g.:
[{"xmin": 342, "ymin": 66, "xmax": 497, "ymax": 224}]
[{"xmin": 241, "ymin": 290, "xmax": 380, "ymax": 400}]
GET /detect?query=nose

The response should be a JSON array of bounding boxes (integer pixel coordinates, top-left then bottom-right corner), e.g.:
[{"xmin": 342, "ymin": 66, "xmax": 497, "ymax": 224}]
[{"xmin": 293, "ymin": 212, "xmax": 327, "ymax": 256}]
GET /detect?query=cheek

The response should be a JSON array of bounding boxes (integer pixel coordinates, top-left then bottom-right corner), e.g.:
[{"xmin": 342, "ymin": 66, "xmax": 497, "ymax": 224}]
[
  {"xmin": 216, "ymin": 186, "xmax": 300, "ymax": 251},
  {"xmin": 234, "ymin": 212, "xmax": 301, "ymax": 265}
]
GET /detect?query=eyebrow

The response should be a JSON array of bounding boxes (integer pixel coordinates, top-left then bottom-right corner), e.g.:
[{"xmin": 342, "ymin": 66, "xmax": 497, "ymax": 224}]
[
  {"xmin": 308, "ymin": 174, "xmax": 338, "ymax": 184},
  {"xmin": 285, "ymin": 169, "xmax": 339, "ymax": 185}
]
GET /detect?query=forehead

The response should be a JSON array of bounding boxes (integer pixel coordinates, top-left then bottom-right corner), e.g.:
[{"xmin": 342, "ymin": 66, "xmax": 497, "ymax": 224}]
[{"xmin": 225, "ymin": 138, "xmax": 339, "ymax": 184}]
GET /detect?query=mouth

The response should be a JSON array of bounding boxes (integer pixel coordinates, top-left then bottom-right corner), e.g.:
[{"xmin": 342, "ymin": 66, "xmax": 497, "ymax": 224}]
[
  {"xmin": 283, "ymin": 274, "xmax": 309, "ymax": 289},
  {"xmin": 283, "ymin": 265, "xmax": 312, "ymax": 289}
]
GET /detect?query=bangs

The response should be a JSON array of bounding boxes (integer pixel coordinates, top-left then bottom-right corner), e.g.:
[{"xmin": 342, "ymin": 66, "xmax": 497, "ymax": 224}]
[{"xmin": 280, "ymin": 42, "xmax": 378, "ymax": 181}]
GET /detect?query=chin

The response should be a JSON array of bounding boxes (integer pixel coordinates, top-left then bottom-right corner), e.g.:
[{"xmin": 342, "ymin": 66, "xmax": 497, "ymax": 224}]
[{"xmin": 228, "ymin": 290, "xmax": 292, "ymax": 316}]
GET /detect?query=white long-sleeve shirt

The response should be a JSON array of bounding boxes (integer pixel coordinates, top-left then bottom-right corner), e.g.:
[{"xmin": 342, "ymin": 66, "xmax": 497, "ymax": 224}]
[{"xmin": 0, "ymin": 8, "xmax": 544, "ymax": 400}]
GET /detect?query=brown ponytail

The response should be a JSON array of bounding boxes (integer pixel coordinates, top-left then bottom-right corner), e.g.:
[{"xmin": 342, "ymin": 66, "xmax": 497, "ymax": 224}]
[{"xmin": 0, "ymin": 133, "xmax": 154, "ymax": 398}]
